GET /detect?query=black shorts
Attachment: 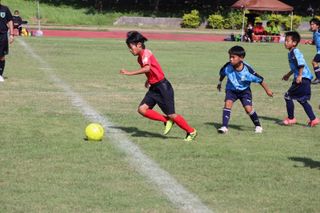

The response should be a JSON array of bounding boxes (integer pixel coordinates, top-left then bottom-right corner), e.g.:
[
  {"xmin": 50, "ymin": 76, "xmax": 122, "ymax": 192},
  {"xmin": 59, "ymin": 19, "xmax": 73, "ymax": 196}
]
[
  {"xmin": 225, "ymin": 88, "xmax": 253, "ymax": 107},
  {"xmin": 313, "ymin": 54, "xmax": 320, "ymax": 63},
  {"xmin": 140, "ymin": 78, "xmax": 175, "ymax": 115},
  {"xmin": 285, "ymin": 78, "xmax": 311, "ymax": 102},
  {"xmin": 0, "ymin": 33, "xmax": 9, "ymax": 57}
]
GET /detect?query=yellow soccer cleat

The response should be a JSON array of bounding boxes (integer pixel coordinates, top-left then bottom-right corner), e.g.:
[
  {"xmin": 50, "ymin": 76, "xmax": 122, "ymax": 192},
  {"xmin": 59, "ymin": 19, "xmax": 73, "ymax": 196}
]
[
  {"xmin": 184, "ymin": 129, "xmax": 197, "ymax": 142},
  {"xmin": 163, "ymin": 119, "xmax": 174, "ymax": 135}
]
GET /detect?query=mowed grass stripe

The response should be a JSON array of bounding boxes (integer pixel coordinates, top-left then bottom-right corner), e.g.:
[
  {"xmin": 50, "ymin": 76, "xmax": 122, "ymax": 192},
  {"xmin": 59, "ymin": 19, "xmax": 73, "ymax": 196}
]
[{"xmin": 17, "ymin": 37, "xmax": 213, "ymax": 213}]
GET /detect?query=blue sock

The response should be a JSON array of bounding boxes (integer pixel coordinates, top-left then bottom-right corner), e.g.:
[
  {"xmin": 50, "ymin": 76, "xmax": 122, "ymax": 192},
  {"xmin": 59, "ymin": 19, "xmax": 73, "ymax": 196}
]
[
  {"xmin": 285, "ymin": 98, "xmax": 294, "ymax": 119},
  {"xmin": 249, "ymin": 110, "xmax": 261, "ymax": 127},
  {"xmin": 222, "ymin": 108, "xmax": 231, "ymax": 127},
  {"xmin": 299, "ymin": 101, "xmax": 316, "ymax": 121},
  {"xmin": 314, "ymin": 66, "xmax": 320, "ymax": 79}
]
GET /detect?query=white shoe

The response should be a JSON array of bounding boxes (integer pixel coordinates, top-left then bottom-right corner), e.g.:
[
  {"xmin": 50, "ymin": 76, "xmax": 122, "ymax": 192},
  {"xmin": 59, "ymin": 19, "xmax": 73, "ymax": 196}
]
[
  {"xmin": 255, "ymin": 126, "xmax": 263, "ymax": 133},
  {"xmin": 218, "ymin": 126, "xmax": 228, "ymax": 134},
  {"xmin": 0, "ymin": 75, "xmax": 4, "ymax": 82}
]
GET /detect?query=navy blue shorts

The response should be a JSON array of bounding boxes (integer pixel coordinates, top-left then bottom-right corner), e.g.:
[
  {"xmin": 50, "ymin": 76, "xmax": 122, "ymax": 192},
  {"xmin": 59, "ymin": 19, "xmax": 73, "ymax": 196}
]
[
  {"xmin": 0, "ymin": 33, "xmax": 9, "ymax": 57},
  {"xmin": 225, "ymin": 88, "xmax": 253, "ymax": 106},
  {"xmin": 140, "ymin": 78, "xmax": 175, "ymax": 115},
  {"xmin": 285, "ymin": 78, "xmax": 311, "ymax": 102},
  {"xmin": 313, "ymin": 54, "xmax": 320, "ymax": 63}
]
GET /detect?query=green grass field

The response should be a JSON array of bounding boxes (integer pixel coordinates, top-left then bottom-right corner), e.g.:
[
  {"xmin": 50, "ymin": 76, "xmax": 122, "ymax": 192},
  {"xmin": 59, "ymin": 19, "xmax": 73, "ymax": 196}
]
[{"xmin": 1, "ymin": 36, "xmax": 320, "ymax": 212}]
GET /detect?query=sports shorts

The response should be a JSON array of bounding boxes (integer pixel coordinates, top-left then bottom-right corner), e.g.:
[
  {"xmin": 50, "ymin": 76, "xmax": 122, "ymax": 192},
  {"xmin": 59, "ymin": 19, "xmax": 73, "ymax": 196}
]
[
  {"xmin": 313, "ymin": 53, "xmax": 320, "ymax": 63},
  {"xmin": 225, "ymin": 88, "xmax": 253, "ymax": 106},
  {"xmin": 140, "ymin": 78, "xmax": 175, "ymax": 115},
  {"xmin": 285, "ymin": 78, "xmax": 311, "ymax": 102}
]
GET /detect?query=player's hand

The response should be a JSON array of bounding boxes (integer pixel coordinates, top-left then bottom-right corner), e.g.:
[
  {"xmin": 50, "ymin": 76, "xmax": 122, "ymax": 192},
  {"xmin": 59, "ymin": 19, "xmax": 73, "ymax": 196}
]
[
  {"xmin": 9, "ymin": 35, "xmax": 14, "ymax": 44},
  {"xmin": 282, "ymin": 74, "xmax": 290, "ymax": 81},
  {"xmin": 305, "ymin": 40, "xmax": 312, "ymax": 45},
  {"xmin": 296, "ymin": 76, "xmax": 302, "ymax": 84},
  {"xmin": 266, "ymin": 90, "xmax": 273, "ymax": 97},
  {"xmin": 144, "ymin": 80, "xmax": 150, "ymax": 88},
  {"xmin": 120, "ymin": 69, "xmax": 130, "ymax": 75},
  {"xmin": 217, "ymin": 83, "xmax": 222, "ymax": 92}
]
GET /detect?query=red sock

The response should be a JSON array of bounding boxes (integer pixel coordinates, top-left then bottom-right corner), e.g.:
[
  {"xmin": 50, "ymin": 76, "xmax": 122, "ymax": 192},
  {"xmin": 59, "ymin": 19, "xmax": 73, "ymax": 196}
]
[
  {"xmin": 143, "ymin": 109, "xmax": 167, "ymax": 122},
  {"xmin": 173, "ymin": 115, "xmax": 194, "ymax": 133}
]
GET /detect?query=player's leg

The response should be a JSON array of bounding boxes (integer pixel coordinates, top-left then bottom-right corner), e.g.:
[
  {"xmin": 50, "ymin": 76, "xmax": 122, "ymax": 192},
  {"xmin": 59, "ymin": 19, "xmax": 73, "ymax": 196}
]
[
  {"xmin": 296, "ymin": 79, "xmax": 319, "ymax": 126},
  {"xmin": 138, "ymin": 91, "xmax": 168, "ymax": 123},
  {"xmin": 311, "ymin": 54, "xmax": 320, "ymax": 84},
  {"xmin": 244, "ymin": 105, "xmax": 263, "ymax": 133},
  {"xmin": 0, "ymin": 33, "xmax": 9, "ymax": 82},
  {"xmin": 240, "ymin": 89, "xmax": 263, "ymax": 133},
  {"xmin": 157, "ymin": 79, "xmax": 196, "ymax": 140},
  {"xmin": 283, "ymin": 83, "xmax": 297, "ymax": 125},
  {"xmin": 218, "ymin": 90, "xmax": 236, "ymax": 134},
  {"xmin": 0, "ymin": 56, "xmax": 5, "ymax": 82}
]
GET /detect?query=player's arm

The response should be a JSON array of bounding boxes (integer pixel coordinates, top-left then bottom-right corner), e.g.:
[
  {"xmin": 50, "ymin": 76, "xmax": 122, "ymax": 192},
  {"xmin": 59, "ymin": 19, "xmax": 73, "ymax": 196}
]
[
  {"xmin": 217, "ymin": 75, "xmax": 225, "ymax": 92},
  {"xmin": 247, "ymin": 67, "xmax": 273, "ymax": 97},
  {"xmin": 7, "ymin": 20, "xmax": 14, "ymax": 44},
  {"xmin": 120, "ymin": 65, "xmax": 150, "ymax": 76},
  {"xmin": 217, "ymin": 63, "xmax": 228, "ymax": 92},
  {"xmin": 296, "ymin": 67, "xmax": 303, "ymax": 84},
  {"xmin": 260, "ymin": 81, "xmax": 273, "ymax": 97},
  {"xmin": 305, "ymin": 39, "xmax": 314, "ymax": 45},
  {"xmin": 282, "ymin": 70, "xmax": 293, "ymax": 81}
]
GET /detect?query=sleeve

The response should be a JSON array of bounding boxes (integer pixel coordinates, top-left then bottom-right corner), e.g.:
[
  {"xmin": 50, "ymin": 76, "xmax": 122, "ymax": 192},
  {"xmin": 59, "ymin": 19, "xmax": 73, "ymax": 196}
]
[
  {"xmin": 5, "ymin": 7, "xmax": 13, "ymax": 22},
  {"xmin": 246, "ymin": 64, "xmax": 264, "ymax": 83},
  {"xmin": 219, "ymin": 62, "xmax": 229, "ymax": 77},
  {"xmin": 293, "ymin": 49, "xmax": 305, "ymax": 69}
]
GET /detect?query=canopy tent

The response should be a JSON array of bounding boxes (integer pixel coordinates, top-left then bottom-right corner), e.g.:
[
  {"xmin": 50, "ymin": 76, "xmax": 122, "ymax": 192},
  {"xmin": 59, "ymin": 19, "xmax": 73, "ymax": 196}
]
[
  {"xmin": 231, "ymin": 0, "xmax": 293, "ymax": 12},
  {"xmin": 231, "ymin": 0, "xmax": 294, "ymax": 41}
]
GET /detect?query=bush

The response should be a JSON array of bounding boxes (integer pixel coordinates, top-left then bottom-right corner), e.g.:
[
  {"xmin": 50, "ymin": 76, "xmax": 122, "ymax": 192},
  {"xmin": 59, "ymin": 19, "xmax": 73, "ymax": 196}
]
[
  {"xmin": 223, "ymin": 11, "xmax": 243, "ymax": 29},
  {"xmin": 282, "ymin": 15, "xmax": 302, "ymax": 30},
  {"xmin": 181, "ymin": 10, "xmax": 201, "ymax": 28},
  {"xmin": 207, "ymin": 14, "xmax": 224, "ymax": 29},
  {"xmin": 267, "ymin": 14, "xmax": 302, "ymax": 31}
]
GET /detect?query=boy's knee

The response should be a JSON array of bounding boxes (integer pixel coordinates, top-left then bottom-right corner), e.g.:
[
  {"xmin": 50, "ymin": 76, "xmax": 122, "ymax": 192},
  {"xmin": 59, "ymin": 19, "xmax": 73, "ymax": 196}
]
[
  {"xmin": 284, "ymin": 93, "xmax": 291, "ymax": 100},
  {"xmin": 138, "ymin": 106, "xmax": 147, "ymax": 115}
]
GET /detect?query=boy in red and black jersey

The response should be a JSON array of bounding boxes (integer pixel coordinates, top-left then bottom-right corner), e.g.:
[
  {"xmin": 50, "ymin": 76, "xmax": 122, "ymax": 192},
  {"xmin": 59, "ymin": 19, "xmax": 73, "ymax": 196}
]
[
  {"xmin": 120, "ymin": 31, "xmax": 197, "ymax": 141},
  {"xmin": 0, "ymin": 1, "xmax": 14, "ymax": 82}
]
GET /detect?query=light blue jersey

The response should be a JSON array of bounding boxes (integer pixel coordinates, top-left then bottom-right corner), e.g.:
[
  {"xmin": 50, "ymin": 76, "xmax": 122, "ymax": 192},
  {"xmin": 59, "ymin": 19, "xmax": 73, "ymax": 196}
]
[
  {"xmin": 313, "ymin": 29, "xmax": 320, "ymax": 53},
  {"xmin": 219, "ymin": 62, "xmax": 263, "ymax": 91},
  {"xmin": 288, "ymin": 48, "xmax": 313, "ymax": 80}
]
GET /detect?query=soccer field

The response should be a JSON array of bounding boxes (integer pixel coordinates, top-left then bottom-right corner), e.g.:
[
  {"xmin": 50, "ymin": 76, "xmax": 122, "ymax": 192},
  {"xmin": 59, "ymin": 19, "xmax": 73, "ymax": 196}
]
[{"xmin": 1, "ymin": 36, "xmax": 319, "ymax": 212}]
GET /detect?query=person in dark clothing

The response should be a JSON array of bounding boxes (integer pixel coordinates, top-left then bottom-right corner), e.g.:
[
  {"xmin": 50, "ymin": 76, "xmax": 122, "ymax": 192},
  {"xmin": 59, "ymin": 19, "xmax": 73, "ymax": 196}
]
[{"xmin": 0, "ymin": 0, "xmax": 14, "ymax": 82}]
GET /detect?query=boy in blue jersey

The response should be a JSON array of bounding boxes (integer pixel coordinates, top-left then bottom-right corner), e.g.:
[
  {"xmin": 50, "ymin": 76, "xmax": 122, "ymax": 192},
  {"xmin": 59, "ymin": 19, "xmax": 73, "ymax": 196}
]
[
  {"xmin": 217, "ymin": 46, "xmax": 273, "ymax": 134},
  {"xmin": 282, "ymin": 31, "xmax": 319, "ymax": 127},
  {"xmin": 305, "ymin": 18, "xmax": 320, "ymax": 84}
]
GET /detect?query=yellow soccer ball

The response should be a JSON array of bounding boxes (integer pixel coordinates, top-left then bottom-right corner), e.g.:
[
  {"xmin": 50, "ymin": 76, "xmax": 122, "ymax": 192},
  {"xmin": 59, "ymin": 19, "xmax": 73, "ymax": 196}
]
[{"xmin": 85, "ymin": 123, "xmax": 104, "ymax": 141}]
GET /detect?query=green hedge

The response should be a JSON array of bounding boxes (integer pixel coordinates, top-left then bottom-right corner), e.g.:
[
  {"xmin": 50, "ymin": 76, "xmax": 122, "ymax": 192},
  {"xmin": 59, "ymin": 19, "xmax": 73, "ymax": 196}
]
[{"xmin": 181, "ymin": 10, "xmax": 201, "ymax": 28}]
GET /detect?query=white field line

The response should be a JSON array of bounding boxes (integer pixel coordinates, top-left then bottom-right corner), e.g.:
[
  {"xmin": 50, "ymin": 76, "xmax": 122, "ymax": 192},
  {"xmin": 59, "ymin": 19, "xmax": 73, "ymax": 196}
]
[{"xmin": 17, "ymin": 38, "xmax": 213, "ymax": 213}]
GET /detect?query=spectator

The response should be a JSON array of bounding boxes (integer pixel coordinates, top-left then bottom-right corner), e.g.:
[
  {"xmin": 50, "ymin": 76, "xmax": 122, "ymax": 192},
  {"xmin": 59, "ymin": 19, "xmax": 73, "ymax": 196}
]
[
  {"xmin": 253, "ymin": 22, "xmax": 264, "ymax": 42},
  {"xmin": 12, "ymin": 10, "xmax": 22, "ymax": 36}
]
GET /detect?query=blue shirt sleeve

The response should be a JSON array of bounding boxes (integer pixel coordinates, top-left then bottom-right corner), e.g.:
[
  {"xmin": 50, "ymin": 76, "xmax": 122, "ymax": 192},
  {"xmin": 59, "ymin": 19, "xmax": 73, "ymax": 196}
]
[
  {"xmin": 293, "ymin": 48, "xmax": 305, "ymax": 69},
  {"xmin": 219, "ymin": 62, "xmax": 229, "ymax": 77},
  {"xmin": 244, "ymin": 63, "xmax": 264, "ymax": 83}
]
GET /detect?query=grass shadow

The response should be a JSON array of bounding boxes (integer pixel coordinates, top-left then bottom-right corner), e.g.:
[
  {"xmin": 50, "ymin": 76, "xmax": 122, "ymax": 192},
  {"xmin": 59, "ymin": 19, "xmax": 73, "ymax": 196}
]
[
  {"xmin": 204, "ymin": 122, "xmax": 244, "ymax": 131},
  {"xmin": 111, "ymin": 126, "xmax": 179, "ymax": 139},
  {"xmin": 259, "ymin": 116, "xmax": 306, "ymax": 127},
  {"xmin": 288, "ymin": 157, "xmax": 320, "ymax": 170}
]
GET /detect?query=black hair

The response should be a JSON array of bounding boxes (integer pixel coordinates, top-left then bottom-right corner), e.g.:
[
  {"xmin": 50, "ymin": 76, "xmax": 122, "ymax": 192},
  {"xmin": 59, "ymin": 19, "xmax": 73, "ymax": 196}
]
[
  {"xmin": 126, "ymin": 31, "xmax": 148, "ymax": 49},
  {"xmin": 309, "ymin": 17, "xmax": 320, "ymax": 26},
  {"xmin": 285, "ymin": 31, "xmax": 301, "ymax": 44},
  {"xmin": 228, "ymin": 45, "xmax": 246, "ymax": 58}
]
